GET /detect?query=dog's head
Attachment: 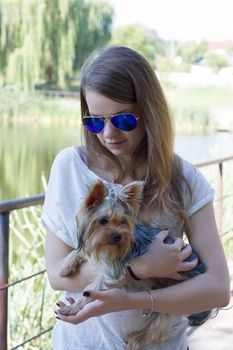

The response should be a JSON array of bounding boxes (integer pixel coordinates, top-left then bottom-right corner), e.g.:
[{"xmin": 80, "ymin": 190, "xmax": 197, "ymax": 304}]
[{"xmin": 76, "ymin": 180, "xmax": 143, "ymax": 262}]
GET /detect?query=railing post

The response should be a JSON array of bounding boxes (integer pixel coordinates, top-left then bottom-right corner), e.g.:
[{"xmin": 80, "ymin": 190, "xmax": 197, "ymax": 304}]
[
  {"xmin": 216, "ymin": 162, "xmax": 223, "ymax": 234},
  {"xmin": 0, "ymin": 212, "xmax": 9, "ymax": 350}
]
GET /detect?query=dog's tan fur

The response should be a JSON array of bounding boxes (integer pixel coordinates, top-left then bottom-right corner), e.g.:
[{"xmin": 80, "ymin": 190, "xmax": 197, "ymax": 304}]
[{"xmin": 58, "ymin": 180, "xmax": 177, "ymax": 349}]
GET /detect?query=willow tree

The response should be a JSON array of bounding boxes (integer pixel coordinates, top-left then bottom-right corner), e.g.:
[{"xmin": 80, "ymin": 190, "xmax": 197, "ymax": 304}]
[
  {"xmin": 0, "ymin": 0, "xmax": 48, "ymax": 89},
  {"xmin": 73, "ymin": 0, "xmax": 113, "ymax": 71},
  {"xmin": 0, "ymin": 0, "xmax": 113, "ymax": 89}
]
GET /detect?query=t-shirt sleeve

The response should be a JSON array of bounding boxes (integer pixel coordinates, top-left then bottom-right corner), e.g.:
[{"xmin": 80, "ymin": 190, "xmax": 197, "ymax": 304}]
[
  {"xmin": 41, "ymin": 148, "xmax": 81, "ymax": 248},
  {"xmin": 182, "ymin": 159, "xmax": 215, "ymax": 217}
]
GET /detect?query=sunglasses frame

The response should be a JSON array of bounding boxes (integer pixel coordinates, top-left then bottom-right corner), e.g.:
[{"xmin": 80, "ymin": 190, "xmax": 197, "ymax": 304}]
[{"xmin": 82, "ymin": 113, "xmax": 140, "ymax": 134}]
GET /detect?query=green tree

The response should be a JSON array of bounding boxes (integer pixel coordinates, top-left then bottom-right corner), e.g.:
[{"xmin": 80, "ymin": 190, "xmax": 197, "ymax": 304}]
[
  {"xmin": 0, "ymin": 0, "xmax": 45, "ymax": 89},
  {"xmin": 177, "ymin": 40, "xmax": 208, "ymax": 64},
  {"xmin": 111, "ymin": 24, "xmax": 166, "ymax": 69},
  {"xmin": 74, "ymin": 0, "xmax": 113, "ymax": 71},
  {"xmin": 0, "ymin": 0, "xmax": 113, "ymax": 89},
  {"xmin": 204, "ymin": 51, "xmax": 229, "ymax": 73}
]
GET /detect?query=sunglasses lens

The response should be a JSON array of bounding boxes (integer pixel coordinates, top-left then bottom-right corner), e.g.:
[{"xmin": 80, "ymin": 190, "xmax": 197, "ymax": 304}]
[
  {"xmin": 111, "ymin": 114, "xmax": 137, "ymax": 131},
  {"xmin": 82, "ymin": 117, "xmax": 104, "ymax": 133}
]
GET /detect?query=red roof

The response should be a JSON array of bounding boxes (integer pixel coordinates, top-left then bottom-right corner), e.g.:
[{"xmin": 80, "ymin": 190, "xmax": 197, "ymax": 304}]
[{"xmin": 208, "ymin": 41, "xmax": 233, "ymax": 49}]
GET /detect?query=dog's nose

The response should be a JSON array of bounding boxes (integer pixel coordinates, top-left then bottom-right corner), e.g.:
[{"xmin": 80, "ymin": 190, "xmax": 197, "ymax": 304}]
[{"xmin": 111, "ymin": 233, "xmax": 122, "ymax": 243}]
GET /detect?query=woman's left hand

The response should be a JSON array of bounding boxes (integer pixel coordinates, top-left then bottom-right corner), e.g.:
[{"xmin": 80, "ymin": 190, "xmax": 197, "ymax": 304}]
[{"xmin": 55, "ymin": 289, "xmax": 130, "ymax": 325}]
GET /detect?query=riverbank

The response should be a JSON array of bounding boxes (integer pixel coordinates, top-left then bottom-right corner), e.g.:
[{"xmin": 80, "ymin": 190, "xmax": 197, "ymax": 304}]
[{"xmin": 1, "ymin": 85, "xmax": 233, "ymax": 132}]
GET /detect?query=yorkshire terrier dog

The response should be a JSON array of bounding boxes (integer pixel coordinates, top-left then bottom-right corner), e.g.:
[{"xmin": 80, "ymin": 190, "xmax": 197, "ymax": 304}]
[{"xmin": 58, "ymin": 180, "xmax": 211, "ymax": 350}]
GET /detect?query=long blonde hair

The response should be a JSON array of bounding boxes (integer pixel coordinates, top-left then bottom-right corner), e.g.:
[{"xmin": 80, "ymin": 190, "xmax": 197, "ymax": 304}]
[{"xmin": 80, "ymin": 45, "xmax": 191, "ymax": 228}]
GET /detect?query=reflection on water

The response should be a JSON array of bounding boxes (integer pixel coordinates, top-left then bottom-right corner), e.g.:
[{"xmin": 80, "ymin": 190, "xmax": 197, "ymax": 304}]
[
  {"xmin": 1, "ymin": 123, "xmax": 233, "ymax": 200},
  {"xmin": 0, "ymin": 124, "xmax": 80, "ymax": 200}
]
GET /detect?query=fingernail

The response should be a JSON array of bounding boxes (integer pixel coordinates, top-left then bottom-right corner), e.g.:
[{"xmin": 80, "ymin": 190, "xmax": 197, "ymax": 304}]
[
  {"xmin": 83, "ymin": 291, "xmax": 90, "ymax": 297},
  {"xmin": 56, "ymin": 316, "xmax": 60, "ymax": 320},
  {"xmin": 56, "ymin": 303, "xmax": 60, "ymax": 307},
  {"xmin": 54, "ymin": 311, "xmax": 58, "ymax": 315}
]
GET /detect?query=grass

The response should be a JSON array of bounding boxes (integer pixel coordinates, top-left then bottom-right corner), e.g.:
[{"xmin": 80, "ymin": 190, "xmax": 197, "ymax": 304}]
[
  {"xmin": 166, "ymin": 85, "xmax": 233, "ymax": 110},
  {"xmin": 8, "ymin": 203, "xmax": 61, "ymax": 349},
  {"xmin": 0, "ymin": 90, "xmax": 80, "ymax": 125},
  {"xmin": 1, "ymin": 85, "xmax": 233, "ymax": 132},
  {"xmin": 164, "ymin": 85, "xmax": 233, "ymax": 133}
]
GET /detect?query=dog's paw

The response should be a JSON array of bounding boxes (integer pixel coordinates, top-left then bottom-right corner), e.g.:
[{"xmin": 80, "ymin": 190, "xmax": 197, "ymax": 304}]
[
  {"xmin": 59, "ymin": 252, "xmax": 86, "ymax": 277},
  {"xmin": 59, "ymin": 265, "xmax": 77, "ymax": 278},
  {"xmin": 58, "ymin": 303, "xmax": 81, "ymax": 316}
]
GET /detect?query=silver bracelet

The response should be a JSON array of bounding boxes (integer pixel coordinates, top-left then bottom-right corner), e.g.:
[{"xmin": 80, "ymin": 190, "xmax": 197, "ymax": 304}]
[{"xmin": 141, "ymin": 290, "xmax": 155, "ymax": 318}]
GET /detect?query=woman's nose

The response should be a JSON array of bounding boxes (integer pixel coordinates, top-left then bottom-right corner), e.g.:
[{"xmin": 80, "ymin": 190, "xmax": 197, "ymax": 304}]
[{"xmin": 102, "ymin": 119, "xmax": 118, "ymax": 137}]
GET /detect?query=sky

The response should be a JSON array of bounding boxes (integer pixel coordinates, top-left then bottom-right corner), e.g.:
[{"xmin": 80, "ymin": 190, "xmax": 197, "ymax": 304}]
[{"xmin": 108, "ymin": 0, "xmax": 233, "ymax": 41}]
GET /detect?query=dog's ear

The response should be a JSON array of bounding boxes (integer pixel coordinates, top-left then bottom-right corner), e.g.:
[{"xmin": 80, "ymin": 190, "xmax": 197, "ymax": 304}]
[
  {"xmin": 120, "ymin": 181, "xmax": 144, "ymax": 217},
  {"xmin": 84, "ymin": 180, "xmax": 107, "ymax": 209}
]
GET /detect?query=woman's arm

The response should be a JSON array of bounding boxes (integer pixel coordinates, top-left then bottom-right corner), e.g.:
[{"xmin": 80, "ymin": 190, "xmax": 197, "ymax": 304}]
[
  {"xmin": 46, "ymin": 228, "xmax": 194, "ymax": 292},
  {"xmin": 45, "ymin": 228, "xmax": 97, "ymax": 291},
  {"xmin": 132, "ymin": 201, "xmax": 230, "ymax": 314}
]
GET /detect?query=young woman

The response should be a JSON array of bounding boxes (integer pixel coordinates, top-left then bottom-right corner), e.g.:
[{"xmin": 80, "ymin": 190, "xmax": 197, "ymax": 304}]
[{"xmin": 42, "ymin": 46, "xmax": 230, "ymax": 350}]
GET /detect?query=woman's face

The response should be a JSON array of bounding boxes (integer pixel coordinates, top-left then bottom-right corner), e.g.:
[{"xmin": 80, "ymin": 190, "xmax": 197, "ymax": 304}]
[{"xmin": 85, "ymin": 90, "xmax": 145, "ymax": 163}]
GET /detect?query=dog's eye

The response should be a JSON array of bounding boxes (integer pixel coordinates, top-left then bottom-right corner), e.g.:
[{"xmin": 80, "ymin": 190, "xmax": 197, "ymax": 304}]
[{"xmin": 99, "ymin": 217, "xmax": 108, "ymax": 225}]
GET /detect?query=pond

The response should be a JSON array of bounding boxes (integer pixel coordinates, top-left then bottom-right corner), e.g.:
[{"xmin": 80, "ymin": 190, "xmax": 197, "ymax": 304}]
[{"xmin": 1, "ymin": 123, "xmax": 233, "ymax": 200}]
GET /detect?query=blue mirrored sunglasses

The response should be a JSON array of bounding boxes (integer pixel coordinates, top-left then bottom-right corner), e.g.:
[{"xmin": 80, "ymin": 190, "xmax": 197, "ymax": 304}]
[{"xmin": 82, "ymin": 113, "xmax": 139, "ymax": 134}]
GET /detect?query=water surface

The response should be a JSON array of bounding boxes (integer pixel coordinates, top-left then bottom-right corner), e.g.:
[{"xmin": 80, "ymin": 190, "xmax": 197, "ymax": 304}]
[{"xmin": 1, "ymin": 123, "xmax": 233, "ymax": 200}]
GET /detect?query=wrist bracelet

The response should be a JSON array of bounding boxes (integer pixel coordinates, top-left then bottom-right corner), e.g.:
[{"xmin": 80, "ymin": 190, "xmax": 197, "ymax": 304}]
[
  {"xmin": 141, "ymin": 290, "xmax": 155, "ymax": 318},
  {"xmin": 127, "ymin": 265, "xmax": 141, "ymax": 281}
]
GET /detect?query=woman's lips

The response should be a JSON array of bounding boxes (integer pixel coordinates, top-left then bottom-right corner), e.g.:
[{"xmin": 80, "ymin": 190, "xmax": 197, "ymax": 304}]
[{"xmin": 106, "ymin": 140, "xmax": 125, "ymax": 149}]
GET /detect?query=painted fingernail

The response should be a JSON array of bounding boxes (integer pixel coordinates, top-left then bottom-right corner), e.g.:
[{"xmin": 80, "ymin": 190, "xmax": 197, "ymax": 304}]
[
  {"xmin": 56, "ymin": 316, "xmax": 60, "ymax": 320},
  {"xmin": 54, "ymin": 311, "xmax": 58, "ymax": 315},
  {"xmin": 56, "ymin": 303, "xmax": 60, "ymax": 307},
  {"xmin": 83, "ymin": 291, "xmax": 90, "ymax": 297}
]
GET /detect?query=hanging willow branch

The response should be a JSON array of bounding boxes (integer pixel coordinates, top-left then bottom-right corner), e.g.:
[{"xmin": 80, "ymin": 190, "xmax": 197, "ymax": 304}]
[{"xmin": 0, "ymin": 0, "xmax": 113, "ymax": 89}]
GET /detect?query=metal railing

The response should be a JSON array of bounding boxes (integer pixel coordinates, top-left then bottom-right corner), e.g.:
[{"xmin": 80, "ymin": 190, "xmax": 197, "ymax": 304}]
[
  {"xmin": 196, "ymin": 155, "xmax": 233, "ymax": 235},
  {"xmin": 0, "ymin": 194, "xmax": 47, "ymax": 350},
  {"xmin": 0, "ymin": 156, "xmax": 233, "ymax": 349}
]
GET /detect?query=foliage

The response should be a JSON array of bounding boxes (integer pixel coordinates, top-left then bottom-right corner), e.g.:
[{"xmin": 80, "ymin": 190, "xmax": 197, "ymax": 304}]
[
  {"xmin": 74, "ymin": 0, "xmax": 113, "ymax": 70},
  {"xmin": 156, "ymin": 55, "xmax": 177, "ymax": 73},
  {"xmin": 111, "ymin": 24, "xmax": 166, "ymax": 69},
  {"xmin": 0, "ymin": 0, "xmax": 113, "ymax": 89},
  {"xmin": 176, "ymin": 40, "xmax": 208, "ymax": 64},
  {"xmin": 163, "ymin": 85, "xmax": 233, "ymax": 133},
  {"xmin": 204, "ymin": 51, "xmax": 230, "ymax": 73},
  {"xmin": 8, "ymin": 204, "xmax": 61, "ymax": 349},
  {"xmin": 0, "ymin": 89, "xmax": 81, "ymax": 124}
]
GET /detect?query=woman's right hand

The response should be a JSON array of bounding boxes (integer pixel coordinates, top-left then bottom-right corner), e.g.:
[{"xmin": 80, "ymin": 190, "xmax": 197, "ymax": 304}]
[{"xmin": 129, "ymin": 230, "xmax": 198, "ymax": 280}]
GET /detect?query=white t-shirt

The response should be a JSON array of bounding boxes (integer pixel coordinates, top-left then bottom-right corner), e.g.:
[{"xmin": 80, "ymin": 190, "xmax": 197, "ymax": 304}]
[{"xmin": 41, "ymin": 146, "xmax": 214, "ymax": 350}]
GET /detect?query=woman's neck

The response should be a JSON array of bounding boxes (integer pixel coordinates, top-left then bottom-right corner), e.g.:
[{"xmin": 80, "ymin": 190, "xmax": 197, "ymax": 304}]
[{"xmin": 86, "ymin": 148, "xmax": 146, "ymax": 184}]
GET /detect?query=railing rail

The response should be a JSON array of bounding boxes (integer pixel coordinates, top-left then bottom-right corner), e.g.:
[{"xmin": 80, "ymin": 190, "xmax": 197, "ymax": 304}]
[
  {"xmin": 0, "ymin": 194, "xmax": 45, "ymax": 213},
  {"xmin": 0, "ymin": 156, "xmax": 233, "ymax": 349},
  {"xmin": 197, "ymin": 155, "xmax": 233, "ymax": 235},
  {"xmin": 0, "ymin": 195, "xmax": 45, "ymax": 350}
]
